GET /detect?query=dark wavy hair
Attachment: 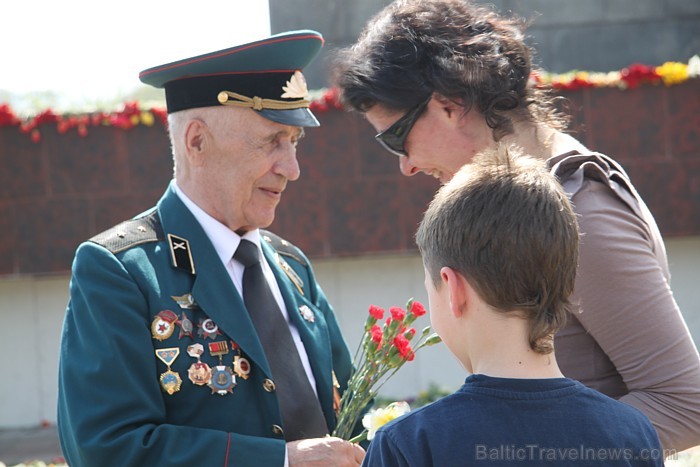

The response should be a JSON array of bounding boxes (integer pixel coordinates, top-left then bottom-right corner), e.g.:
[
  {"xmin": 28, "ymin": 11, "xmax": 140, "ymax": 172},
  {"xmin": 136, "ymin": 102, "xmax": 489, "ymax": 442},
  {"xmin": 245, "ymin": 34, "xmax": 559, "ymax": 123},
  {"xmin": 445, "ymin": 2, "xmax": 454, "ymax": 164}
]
[{"xmin": 332, "ymin": 0, "xmax": 567, "ymax": 140}]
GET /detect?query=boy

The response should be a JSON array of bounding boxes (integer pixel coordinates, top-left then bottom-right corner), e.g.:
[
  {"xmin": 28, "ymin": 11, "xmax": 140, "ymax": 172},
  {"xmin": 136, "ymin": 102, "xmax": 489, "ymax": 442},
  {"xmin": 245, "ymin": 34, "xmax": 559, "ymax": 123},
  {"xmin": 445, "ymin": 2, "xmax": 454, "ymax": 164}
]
[{"xmin": 362, "ymin": 147, "xmax": 664, "ymax": 466}]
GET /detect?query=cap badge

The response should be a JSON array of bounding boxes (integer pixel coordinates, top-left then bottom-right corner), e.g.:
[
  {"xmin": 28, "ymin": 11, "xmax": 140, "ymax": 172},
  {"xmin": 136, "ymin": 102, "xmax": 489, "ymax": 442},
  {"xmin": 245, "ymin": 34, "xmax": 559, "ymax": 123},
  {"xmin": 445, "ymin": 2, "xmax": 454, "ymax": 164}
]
[{"xmin": 281, "ymin": 71, "xmax": 308, "ymax": 99}]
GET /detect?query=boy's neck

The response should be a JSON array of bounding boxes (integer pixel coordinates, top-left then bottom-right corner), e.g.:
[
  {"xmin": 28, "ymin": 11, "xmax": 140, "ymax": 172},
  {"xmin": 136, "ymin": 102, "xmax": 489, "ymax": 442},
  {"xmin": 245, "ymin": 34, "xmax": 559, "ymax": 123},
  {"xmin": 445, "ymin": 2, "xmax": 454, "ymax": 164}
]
[
  {"xmin": 463, "ymin": 306, "xmax": 565, "ymax": 380},
  {"xmin": 470, "ymin": 349, "xmax": 564, "ymax": 380}
]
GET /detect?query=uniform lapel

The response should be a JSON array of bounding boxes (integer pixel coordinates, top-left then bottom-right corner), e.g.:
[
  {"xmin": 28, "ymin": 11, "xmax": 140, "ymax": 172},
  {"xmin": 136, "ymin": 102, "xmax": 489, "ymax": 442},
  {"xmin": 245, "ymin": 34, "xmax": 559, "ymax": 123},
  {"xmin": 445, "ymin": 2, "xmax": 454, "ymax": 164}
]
[
  {"xmin": 262, "ymin": 242, "xmax": 334, "ymax": 416},
  {"xmin": 157, "ymin": 183, "xmax": 271, "ymax": 376}
]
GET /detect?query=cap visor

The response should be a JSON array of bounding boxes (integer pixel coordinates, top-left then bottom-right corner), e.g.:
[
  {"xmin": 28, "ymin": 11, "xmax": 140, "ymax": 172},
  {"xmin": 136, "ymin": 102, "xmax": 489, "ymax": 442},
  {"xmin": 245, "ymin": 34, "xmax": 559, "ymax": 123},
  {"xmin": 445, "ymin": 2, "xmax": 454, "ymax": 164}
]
[{"xmin": 258, "ymin": 108, "xmax": 320, "ymax": 127}]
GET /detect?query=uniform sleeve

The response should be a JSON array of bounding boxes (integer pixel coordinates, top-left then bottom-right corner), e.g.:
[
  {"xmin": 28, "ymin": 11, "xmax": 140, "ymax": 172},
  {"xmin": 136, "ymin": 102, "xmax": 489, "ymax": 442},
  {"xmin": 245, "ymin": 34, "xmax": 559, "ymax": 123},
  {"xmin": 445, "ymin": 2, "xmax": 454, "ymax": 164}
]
[
  {"xmin": 57, "ymin": 242, "xmax": 285, "ymax": 467},
  {"xmin": 570, "ymin": 180, "xmax": 700, "ymax": 451}
]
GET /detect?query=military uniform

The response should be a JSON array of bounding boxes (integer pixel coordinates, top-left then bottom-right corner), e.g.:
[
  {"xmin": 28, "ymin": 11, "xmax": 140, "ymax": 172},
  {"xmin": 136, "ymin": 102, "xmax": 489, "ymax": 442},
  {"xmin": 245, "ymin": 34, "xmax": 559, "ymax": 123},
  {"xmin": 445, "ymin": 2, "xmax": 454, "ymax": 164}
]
[{"xmin": 57, "ymin": 183, "xmax": 355, "ymax": 466}]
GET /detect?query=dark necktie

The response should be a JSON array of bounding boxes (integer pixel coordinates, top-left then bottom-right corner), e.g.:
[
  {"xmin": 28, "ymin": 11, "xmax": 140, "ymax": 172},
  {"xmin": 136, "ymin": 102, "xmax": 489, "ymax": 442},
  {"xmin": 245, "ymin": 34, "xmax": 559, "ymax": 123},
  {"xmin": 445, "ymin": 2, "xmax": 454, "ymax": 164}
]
[{"xmin": 234, "ymin": 239, "xmax": 328, "ymax": 441}]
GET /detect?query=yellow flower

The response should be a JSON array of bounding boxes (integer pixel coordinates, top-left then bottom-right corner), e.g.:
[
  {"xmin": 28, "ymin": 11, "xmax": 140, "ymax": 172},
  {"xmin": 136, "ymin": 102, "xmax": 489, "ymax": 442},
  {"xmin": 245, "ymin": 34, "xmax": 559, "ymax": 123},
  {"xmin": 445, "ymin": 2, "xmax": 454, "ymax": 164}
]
[
  {"xmin": 140, "ymin": 111, "xmax": 155, "ymax": 127},
  {"xmin": 656, "ymin": 61, "xmax": 688, "ymax": 86},
  {"xmin": 362, "ymin": 401, "xmax": 411, "ymax": 440}
]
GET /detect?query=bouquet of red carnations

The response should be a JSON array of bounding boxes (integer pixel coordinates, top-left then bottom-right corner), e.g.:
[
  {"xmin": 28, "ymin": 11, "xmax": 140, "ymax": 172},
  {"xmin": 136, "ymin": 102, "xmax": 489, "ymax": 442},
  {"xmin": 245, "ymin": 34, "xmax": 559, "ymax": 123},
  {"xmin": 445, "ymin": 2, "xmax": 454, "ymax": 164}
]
[{"xmin": 333, "ymin": 299, "xmax": 441, "ymax": 442}]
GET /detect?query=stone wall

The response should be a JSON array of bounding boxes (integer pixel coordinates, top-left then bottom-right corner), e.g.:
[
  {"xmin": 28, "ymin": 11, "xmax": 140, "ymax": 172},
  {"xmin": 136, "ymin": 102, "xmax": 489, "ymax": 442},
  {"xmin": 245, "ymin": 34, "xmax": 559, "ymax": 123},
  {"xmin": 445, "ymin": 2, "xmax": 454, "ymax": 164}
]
[{"xmin": 0, "ymin": 80, "xmax": 698, "ymax": 276}]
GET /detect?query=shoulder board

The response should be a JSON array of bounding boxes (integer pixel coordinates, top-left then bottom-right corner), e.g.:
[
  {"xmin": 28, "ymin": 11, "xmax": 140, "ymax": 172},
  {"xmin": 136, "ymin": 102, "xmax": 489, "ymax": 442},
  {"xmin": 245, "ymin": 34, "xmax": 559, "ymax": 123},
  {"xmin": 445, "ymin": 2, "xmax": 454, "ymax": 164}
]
[
  {"xmin": 260, "ymin": 230, "xmax": 307, "ymax": 267},
  {"xmin": 90, "ymin": 210, "xmax": 164, "ymax": 254}
]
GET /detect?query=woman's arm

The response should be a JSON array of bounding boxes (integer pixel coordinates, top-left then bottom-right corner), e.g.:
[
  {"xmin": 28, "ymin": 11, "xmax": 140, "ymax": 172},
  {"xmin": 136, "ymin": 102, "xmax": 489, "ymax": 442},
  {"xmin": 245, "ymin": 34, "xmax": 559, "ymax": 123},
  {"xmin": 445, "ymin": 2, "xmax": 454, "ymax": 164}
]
[{"xmin": 569, "ymin": 178, "xmax": 700, "ymax": 451}]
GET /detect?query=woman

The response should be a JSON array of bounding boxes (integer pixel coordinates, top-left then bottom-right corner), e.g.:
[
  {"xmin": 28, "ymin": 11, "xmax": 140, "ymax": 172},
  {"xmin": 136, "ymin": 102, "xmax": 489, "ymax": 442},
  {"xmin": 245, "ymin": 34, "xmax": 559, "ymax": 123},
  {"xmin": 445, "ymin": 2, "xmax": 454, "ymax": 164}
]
[{"xmin": 332, "ymin": 0, "xmax": 700, "ymax": 451}]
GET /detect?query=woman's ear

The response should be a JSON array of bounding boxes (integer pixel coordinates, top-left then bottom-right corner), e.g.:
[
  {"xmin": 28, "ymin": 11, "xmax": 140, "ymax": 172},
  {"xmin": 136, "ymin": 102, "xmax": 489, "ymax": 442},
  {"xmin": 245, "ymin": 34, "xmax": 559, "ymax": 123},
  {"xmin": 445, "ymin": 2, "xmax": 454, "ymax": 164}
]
[
  {"xmin": 429, "ymin": 93, "xmax": 463, "ymax": 121},
  {"xmin": 440, "ymin": 266, "xmax": 469, "ymax": 318},
  {"xmin": 184, "ymin": 118, "xmax": 209, "ymax": 166}
]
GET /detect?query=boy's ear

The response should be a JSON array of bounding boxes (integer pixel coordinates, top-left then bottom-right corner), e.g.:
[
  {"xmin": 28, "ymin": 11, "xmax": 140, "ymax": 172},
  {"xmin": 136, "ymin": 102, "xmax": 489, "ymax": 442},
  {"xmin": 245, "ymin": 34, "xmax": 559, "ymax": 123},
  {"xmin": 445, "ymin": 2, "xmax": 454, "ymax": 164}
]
[
  {"xmin": 440, "ymin": 266, "xmax": 469, "ymax": 318},
  {"xmin": 184, "ymin": 119, "xmax": 208, "ymax": 166}
]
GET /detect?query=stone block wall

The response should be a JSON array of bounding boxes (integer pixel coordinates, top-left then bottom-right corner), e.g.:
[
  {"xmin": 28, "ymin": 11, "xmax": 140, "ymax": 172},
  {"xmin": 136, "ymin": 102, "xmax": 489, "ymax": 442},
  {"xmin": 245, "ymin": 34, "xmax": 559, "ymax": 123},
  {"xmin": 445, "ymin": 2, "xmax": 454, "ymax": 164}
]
[{"xmin": 0, "ymin": 80, "xmax": 698, "ymax": 276}]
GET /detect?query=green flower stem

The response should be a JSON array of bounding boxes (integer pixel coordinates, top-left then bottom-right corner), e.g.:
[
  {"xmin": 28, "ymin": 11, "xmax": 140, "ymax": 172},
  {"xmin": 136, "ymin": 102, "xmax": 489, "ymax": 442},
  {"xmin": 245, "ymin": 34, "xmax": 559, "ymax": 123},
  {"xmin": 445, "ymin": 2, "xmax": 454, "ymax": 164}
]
[
  {"xmin": 333, "ymin": 302, "xmax": 440, "ymax": 441},
  {"xmin": 349, "ymin": 430, "xmax": 368, "ymax": 444}
]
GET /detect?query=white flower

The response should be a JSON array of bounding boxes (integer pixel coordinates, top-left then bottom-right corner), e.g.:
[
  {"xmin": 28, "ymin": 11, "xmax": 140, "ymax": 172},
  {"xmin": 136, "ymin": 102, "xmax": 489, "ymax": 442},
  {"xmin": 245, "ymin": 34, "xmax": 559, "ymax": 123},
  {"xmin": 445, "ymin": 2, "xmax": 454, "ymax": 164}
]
[
  {"xmin": 281, "ymin": 71, "xmax": 308, "ymax": 99},
  {"xmin": 362, "ymin": 401, "xmax": 411, "ymax": 440},
  {"xmin": 688, "ymin": 55, "xmax": 700, "ymax": 78}
]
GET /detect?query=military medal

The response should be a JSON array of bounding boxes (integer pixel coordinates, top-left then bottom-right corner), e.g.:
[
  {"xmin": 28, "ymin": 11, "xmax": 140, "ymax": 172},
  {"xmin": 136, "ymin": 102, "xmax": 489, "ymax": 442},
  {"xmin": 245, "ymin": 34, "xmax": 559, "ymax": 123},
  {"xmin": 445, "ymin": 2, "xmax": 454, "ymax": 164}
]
[
  {"xmin": 209, "ymin": 341, "xmax": 229, "ymax": 363},
  {"xmin": 299, "ymin": 305, "xmax": 315, "ymax": 323},
  {"xmin": 233, "ymin": 355, "xmax": 251, "ymax": 380},
  {"xmin": 177, "ymin": 311, "xmax": 194, "ymax": 340},
  {"xmin": 230, "ymin": 341, "xmax": 251, "ymax": 380},
  {"xmin": 155, "ymin": 348, "xmax": 182, "ymax": 395},
  {"xmin": 208, "ymin": 341, "xmax": 235, "ymax": 395},
  {"xmin": 198, "ymin": 318, "xmax": 223, "ymax": 340},
  {"xmin": 151, "ymin": 310, "xmax": 178, "ymax": 341},
  {"xmin": 209, "ymin": 366, "xmax": 236, "ymax": 395},
  {"xmin": 186, "ymin": 343, "xmax": 212, "ymax": 386},
  {"xmin": 171, "ymin": 293, "xmax": 199, "ymax": 309}
]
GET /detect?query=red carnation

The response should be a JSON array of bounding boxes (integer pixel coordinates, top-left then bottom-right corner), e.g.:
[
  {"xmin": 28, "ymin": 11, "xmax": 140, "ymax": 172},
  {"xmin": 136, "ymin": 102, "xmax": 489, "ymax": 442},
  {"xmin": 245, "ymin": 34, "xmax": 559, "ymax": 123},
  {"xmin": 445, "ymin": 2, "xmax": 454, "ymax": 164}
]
[
  {"xmin": 368, "ymin": 305, "xmax": 385, "ymax": 320},
  {"xmin": 393, "ymin": 334, "xmax": 412, "ymax": 358},
  {"xmin": 370, "ymin": 325, "xmax": 383, "ymax": 346},
  {"xmin": 621, "ymin": 63, "xmax": 661, "ymax": 89},
  {"xmin": 0, "ymin": 104, "xmax": 20, "ymax": 127},
  {"xmin": 390, "ymin": 306, "xmax": 406, "ymax": 322},
  {"xmin": 410, "ymin": 301, "xmax": 427, "ymax": 317}
]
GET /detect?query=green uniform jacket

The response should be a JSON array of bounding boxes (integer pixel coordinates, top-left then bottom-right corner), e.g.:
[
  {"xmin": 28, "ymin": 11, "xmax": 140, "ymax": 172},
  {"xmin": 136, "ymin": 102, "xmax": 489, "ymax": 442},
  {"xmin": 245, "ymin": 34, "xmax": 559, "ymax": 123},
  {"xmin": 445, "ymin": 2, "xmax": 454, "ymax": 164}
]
[{"xmin": 57, "ymin": 183, "xmax": 357, "ymax": 466}]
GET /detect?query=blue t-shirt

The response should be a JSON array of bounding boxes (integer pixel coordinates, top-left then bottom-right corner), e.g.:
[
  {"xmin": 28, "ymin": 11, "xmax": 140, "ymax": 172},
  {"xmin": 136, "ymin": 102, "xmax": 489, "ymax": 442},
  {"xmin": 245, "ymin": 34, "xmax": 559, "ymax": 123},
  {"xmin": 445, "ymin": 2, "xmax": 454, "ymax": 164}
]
[{"xmin": 363, "ymin": 375, "xmax": 663, "ymax": 466}]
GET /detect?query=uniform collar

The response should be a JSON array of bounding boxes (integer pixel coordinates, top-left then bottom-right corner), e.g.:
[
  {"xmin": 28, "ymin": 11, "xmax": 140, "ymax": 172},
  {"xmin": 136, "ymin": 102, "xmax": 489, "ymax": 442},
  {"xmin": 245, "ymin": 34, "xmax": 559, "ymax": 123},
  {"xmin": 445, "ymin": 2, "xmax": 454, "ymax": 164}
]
[{"xmin": 172, "ymin": 182, "xmax": 262, "ymax": 264}]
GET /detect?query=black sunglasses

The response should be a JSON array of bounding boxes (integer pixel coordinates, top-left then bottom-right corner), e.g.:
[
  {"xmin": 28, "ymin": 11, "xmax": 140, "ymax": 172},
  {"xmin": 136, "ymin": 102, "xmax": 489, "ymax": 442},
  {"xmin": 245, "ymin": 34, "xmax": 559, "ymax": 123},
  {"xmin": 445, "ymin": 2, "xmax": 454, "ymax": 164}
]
[{"xmin": 374, "ymin": 96, "xmax": 431, "ymax": 157}]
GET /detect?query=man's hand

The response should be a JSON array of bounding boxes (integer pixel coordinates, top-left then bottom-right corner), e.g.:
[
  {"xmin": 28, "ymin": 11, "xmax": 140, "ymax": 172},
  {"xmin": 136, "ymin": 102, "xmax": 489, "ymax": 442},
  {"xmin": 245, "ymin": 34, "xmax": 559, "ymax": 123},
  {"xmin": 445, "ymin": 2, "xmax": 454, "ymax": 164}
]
[{"xmin": 287, "ymin": 436, "xmax": 365, "ymax": 466}]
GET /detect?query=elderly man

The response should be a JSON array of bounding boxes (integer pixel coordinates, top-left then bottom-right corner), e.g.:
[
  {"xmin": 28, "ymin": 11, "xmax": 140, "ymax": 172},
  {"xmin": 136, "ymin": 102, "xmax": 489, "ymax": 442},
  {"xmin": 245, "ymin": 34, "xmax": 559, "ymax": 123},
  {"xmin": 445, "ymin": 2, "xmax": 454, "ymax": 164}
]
[{"xmin": 57, "ymin": 30, "xmax": 365, "ymax": 466}]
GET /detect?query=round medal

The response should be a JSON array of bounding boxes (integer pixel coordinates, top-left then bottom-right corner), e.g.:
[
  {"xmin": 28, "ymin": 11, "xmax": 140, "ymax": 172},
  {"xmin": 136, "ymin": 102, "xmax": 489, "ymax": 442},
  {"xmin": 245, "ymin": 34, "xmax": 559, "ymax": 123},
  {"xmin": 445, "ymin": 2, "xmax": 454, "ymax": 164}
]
[
  {"xmin": 160, "ymin": 370, "xmax": 183, "ymax": 395},
  {"xmin": 188, "ymin": 362, "xmax": 213, "ymax": 386},
  {"xmin": 233, "ymin": 355, "xmax": 251, "ymax": 380},
  {"xmin": 208, "ymin": 366, "xmax": 236, "ymax": 395}
]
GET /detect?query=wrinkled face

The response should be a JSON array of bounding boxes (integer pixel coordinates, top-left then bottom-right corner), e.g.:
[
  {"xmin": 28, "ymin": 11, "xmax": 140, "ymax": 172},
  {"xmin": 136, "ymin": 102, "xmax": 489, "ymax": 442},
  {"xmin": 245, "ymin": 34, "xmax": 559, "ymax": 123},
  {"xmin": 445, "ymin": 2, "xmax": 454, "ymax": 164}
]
[
  {"xmin": 195, "ymin": 108, "xmax": 304, "ymax": 232},
  {"xmin": 365, "ymin": 99, "xmax": 494, "ymax": 184}
]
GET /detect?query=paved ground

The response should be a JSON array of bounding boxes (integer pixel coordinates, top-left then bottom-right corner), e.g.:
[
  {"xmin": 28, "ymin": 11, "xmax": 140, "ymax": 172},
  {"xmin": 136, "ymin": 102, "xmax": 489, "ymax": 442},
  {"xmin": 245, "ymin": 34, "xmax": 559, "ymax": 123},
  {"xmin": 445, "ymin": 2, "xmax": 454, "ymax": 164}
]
[
  {"xmin": 0, "ymin": 425, "xmax": 64, "ymax": 466},
  {"xmin": 1, "ymin": 424, "xmax": 698, "ymax": 466}
]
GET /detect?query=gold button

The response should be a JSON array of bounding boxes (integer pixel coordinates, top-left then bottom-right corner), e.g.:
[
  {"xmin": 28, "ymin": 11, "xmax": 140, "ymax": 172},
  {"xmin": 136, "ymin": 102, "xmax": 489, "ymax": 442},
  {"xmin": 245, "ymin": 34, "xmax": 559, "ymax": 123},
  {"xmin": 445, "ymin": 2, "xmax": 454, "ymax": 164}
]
[
  {"xmin": 272, "ymin": 424, "xmax": 284, "ymax": 436},
  {"xmin": 263, "ymin": 379, "xmax": 276, "ymax": 392}
]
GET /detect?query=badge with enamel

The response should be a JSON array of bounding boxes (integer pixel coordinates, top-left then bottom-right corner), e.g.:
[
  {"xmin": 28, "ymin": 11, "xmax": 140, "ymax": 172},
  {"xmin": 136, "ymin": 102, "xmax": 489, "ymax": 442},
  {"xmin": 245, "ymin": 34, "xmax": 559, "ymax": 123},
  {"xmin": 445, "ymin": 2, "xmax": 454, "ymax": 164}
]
[
  {"xmin": 186, "ymin": 343, "xmax": 212, "ymax": 386},
  {"xmin": 152, "ymin": 310, "xmax": 178, "ymax": 341},
  {"xmin": 231, "ymin": 340, "xmax": 251, "ymax": 380},
  {"xmin": 208, "ymin": 341, "xmax": 236, "ymax": 395},
  {"xmin": 155, "ymin": 348, "xmax": 182, "ymax": 395},
  {"xmin": 198, "ymin": 318, "xmax": 223, "ymax": 340}
]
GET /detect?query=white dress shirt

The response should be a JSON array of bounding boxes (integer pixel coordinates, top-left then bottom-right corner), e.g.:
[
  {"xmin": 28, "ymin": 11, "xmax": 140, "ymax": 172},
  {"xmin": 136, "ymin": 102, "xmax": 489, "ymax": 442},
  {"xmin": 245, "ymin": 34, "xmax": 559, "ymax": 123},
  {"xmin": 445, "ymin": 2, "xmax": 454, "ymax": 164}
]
[{"xmin": 173, "ymin": 183, "xmax": 318, "ymax": 395}]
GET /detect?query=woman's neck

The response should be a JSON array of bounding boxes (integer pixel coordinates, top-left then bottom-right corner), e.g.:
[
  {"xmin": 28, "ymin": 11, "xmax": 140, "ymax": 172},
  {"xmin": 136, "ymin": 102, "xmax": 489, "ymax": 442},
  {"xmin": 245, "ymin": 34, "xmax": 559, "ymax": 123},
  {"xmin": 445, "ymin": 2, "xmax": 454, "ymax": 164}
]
[{"xmin": 502, "ymin": 122, "xmax": 588, "ymax": 160}]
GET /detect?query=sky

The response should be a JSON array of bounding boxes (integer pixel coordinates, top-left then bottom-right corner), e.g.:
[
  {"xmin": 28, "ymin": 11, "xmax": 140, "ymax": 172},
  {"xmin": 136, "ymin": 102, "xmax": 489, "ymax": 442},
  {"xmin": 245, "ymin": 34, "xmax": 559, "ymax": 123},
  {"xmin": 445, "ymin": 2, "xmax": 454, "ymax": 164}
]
[{"xmin": 1, "ymin": 0, "xmax": 271, "ymax": 112}]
